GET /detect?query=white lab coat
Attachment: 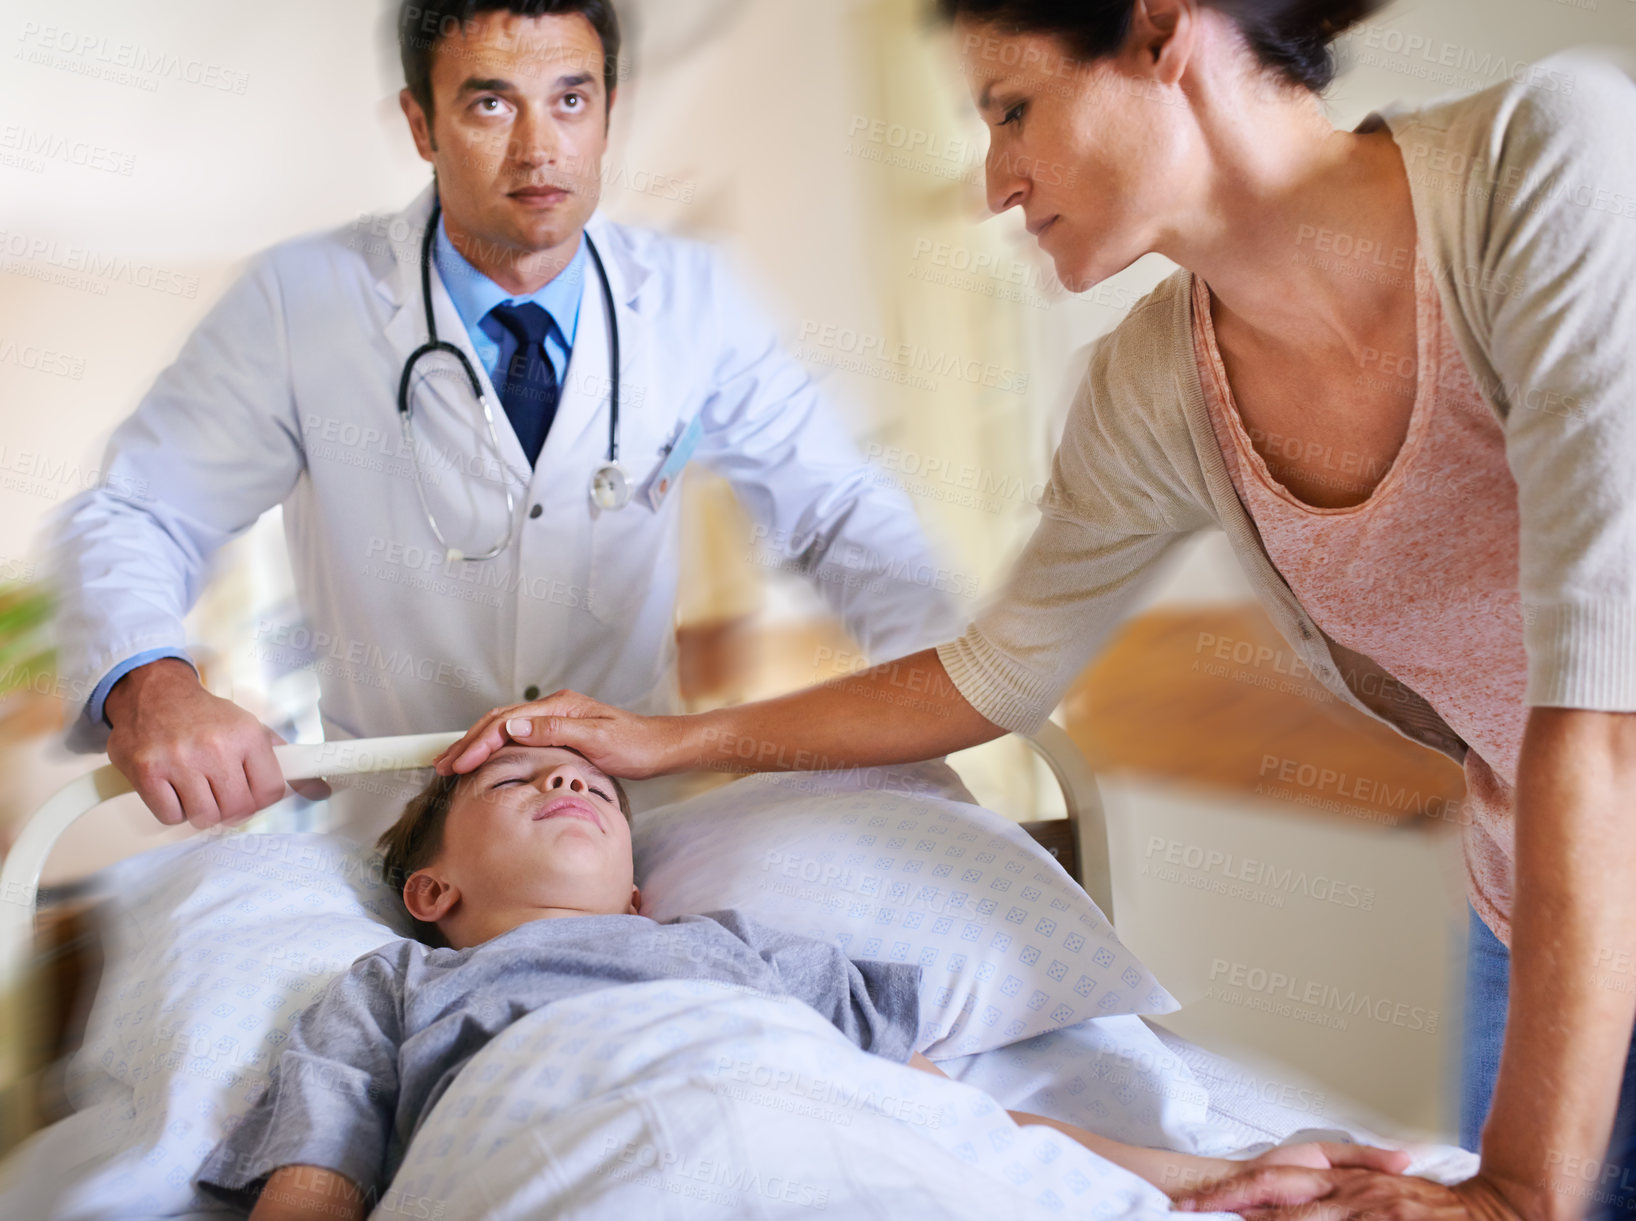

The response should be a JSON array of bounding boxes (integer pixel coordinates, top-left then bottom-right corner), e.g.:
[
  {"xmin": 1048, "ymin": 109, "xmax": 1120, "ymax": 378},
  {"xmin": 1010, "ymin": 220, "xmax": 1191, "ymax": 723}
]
[{"xmin": 53, "ymin": 184, "xmax": 963, "ymax": 762}]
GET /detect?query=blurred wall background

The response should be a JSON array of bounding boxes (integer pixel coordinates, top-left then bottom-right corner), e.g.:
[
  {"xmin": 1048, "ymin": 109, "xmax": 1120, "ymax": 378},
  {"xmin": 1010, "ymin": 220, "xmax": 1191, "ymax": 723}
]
[{"xmin": 1, "ymin": 0, "xmax": 1631, "ymax": 1134}]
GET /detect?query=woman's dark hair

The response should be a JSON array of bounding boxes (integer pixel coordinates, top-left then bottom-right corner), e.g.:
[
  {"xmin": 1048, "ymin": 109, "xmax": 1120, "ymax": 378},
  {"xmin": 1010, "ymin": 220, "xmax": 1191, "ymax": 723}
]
[
  {"xmin": 399, "ymin": 0, "xmax": 622, "ymax": 118},
  {"xmin": 933, "ymin": 0, "xmax": 1383, "ymax": 93}
]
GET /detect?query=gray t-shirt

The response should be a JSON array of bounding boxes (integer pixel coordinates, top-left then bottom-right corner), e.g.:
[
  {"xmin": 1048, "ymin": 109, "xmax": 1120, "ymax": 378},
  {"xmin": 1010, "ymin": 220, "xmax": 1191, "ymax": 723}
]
[{"xmin": 195, "ymin": 910, "xmax": 922, "ymax": 1211}]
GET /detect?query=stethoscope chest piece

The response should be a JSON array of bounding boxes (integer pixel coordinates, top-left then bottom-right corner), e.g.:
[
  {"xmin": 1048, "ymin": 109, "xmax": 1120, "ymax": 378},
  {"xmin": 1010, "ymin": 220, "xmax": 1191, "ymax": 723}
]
[{"xmin": 590, "ymin": 461, "xmax": 632, "ymax": 511}]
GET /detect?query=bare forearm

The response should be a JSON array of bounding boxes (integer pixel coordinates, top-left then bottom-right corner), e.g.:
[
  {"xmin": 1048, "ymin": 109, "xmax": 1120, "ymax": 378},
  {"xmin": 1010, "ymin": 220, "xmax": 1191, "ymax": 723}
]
[
  {"xmin": 437, "ymin": 650, "xmax": 1007, "ymax": 783},
  {"xmin": 249, "ymin": 1166, "xmax": 368, "ymax": 1221},
  {"xmin": 904, "ymin": 1054, "xmax": 1232, "ymax": 1198},
  {"xmin": 1482, "ymin": 709, "xmax": 1636, "ymax": 1221},
  {"xmin": 1008, "ymin": 1109, "xmax": 1235, "ymax": 1198},
  {"xmin": 668, "ymin": 647, "xmax": 1004, "ymax": 774}
]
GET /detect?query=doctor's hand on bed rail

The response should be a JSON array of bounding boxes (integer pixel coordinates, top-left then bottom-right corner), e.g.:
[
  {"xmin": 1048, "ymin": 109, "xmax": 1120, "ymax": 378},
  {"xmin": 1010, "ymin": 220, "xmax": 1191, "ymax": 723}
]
[
  {"xmin": 104, "ymin": 656, "xmax": 330, "ymax": 828},
  {"xmin": 434, "ymin": 648, "xmax": 1006, "ymax": 780}
]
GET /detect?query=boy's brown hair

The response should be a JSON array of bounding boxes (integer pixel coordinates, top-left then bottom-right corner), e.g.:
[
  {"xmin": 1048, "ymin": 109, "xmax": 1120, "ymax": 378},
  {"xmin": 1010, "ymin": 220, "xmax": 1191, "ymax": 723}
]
[{"xmin": 376, "ymin": 753, "xmax": 631, "ymax": 940}]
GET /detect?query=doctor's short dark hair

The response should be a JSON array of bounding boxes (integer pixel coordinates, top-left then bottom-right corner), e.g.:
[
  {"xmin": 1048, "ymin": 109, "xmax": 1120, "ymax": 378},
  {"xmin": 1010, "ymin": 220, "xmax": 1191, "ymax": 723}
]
[
  {"xmin": 933, "ymin": 0, "xmax": 1383, "ymax": 93},
  {"xmin": 399, "ymin": 0, "xmax": 622, "ymax": 119}
]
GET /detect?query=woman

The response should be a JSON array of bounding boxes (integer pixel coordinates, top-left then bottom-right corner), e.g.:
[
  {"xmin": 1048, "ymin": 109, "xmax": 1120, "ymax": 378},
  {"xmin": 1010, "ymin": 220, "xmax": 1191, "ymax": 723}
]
[{"xmin": 437, "ymin": 3, "xmax": 1636, "ymax": 1218}]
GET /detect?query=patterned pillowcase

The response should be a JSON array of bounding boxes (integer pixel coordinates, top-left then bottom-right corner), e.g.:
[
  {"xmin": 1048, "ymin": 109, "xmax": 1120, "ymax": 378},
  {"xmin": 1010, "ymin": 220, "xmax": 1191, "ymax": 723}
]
[{"xmin": 634, "ymin": 768, "xmax": 1177, "ymax": 1058}]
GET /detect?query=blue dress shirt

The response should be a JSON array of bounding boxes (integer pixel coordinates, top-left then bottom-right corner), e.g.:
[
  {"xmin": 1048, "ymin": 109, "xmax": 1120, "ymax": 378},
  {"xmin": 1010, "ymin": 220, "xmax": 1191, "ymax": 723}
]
[{"xmin": 432, "ymin": 214, "xmax": 586, "ymax": 390}]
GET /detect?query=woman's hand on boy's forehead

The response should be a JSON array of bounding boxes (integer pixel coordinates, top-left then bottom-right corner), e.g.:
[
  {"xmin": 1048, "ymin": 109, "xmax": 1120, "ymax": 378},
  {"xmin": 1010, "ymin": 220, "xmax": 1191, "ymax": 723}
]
[
  {"xmin": 435, "ymin": 690, "xmax": 601, "ymax": 774},
  {"xmin": 434, "ymin": 689, "xmax": 678, "ymax": 780}
]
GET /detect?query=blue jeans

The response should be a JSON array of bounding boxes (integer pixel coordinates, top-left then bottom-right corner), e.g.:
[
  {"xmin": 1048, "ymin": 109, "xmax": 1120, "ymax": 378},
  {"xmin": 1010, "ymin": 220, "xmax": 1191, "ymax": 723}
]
[{"xmin": 1462, "ymin": 907, "xmax": 1636, "ymax": 1220}]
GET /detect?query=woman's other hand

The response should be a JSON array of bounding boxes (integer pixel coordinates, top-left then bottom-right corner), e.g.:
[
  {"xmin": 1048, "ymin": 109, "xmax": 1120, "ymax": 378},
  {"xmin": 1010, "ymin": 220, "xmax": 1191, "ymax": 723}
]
[
  {"xmin": 1249, "ymin": 1141, "xmax": 1413, "ymax": 1177},
  {"xmin": 1175, "ymin": 1164, "xmax": 1530, "ymax": 1221},
  {"xmin": 1170, "ymin": 1142, "xmax": 1412, "ymax": 1208}
]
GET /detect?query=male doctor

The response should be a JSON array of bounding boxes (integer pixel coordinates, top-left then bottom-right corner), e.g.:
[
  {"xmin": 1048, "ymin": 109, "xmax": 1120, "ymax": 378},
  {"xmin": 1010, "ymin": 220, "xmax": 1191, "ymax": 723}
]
[{"xmin": 51, "ymin": 0, "xmax": 960, "ymax": 829}]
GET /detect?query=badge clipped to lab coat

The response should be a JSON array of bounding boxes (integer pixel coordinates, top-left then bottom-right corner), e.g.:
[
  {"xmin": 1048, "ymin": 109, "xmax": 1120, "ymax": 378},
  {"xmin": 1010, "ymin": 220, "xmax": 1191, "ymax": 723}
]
[{"xmin": 642, "ymin": 414, "xmax": 703, "ymax": 512}]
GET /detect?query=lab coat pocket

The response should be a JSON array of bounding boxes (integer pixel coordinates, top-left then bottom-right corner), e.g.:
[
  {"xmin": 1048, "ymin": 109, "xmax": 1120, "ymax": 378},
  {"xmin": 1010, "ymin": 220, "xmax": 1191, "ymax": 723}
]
[
  {"xmin": 586, "ymin": 497, "xmax": 665, "ymax": 629},
  {"xmin": 584, "ymin": 405, "xmax": 685, "ymax": 629}
]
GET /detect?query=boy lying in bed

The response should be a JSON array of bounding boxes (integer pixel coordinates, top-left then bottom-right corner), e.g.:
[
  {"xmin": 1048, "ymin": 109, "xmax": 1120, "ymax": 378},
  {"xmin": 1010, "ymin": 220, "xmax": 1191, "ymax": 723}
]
[{"xmin": 195, "ymin": 744, "xmax": 1407, "ymax": 1219}]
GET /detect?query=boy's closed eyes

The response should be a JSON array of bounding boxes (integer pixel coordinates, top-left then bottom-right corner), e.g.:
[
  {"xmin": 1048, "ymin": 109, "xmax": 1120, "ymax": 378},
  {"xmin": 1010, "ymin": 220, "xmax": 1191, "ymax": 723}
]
[{"xmin": 377, "ymin": 744, "xmax": 640, "ymax": 951}]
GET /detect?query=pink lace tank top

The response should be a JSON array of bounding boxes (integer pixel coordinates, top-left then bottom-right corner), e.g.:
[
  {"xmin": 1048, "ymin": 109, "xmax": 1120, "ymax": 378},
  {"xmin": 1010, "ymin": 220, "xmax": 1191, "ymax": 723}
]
[{"xmin": 1192, "ymin": 253, "xmax": 1529, "ymax": 944}]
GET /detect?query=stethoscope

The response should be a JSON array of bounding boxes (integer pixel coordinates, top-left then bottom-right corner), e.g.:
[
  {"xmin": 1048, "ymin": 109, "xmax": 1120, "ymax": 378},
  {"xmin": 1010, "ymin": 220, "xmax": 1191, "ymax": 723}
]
[{"xmin": 397, "ymin": 198, "xmax": 628, "ymax": 566}]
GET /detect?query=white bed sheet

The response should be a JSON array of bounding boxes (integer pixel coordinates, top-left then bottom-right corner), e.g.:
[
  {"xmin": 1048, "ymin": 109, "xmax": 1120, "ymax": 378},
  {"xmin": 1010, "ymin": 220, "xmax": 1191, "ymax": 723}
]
[
  {"xmin": 381, "ymin": 978, "xmax": 1191, "ymax": 1221},
  {"xmin": 2, "ymin": 997, "xmax": 1475, "ymax": 1220},
  {"xmin": 359, "ymin": 981, "xmax": 1479, "ymax": 1221}
]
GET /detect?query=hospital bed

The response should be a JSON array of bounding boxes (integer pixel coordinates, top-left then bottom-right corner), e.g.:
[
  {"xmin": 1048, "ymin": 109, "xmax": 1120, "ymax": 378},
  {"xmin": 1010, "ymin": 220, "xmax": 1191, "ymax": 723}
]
[
  {"xmin": 0, "ymin": 725, "xmax": 1110, "ymax": 1140},
  {"xmin": 0, "ymin": 727, "xmax": 1474, "ymax": 1219}
]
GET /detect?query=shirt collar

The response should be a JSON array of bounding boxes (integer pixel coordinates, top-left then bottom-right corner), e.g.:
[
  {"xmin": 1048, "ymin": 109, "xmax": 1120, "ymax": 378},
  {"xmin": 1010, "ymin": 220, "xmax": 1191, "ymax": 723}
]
[{"xmin": 433, "ymin": 212, "xmax": 588, "ymax": 344}]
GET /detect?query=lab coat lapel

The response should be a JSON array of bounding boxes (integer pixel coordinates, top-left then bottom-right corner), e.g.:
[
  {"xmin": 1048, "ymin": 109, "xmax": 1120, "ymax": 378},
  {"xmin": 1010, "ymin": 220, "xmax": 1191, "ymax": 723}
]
[
  {"xmin": 533, "ymin": 213, "xmax": 651, "ymax": 480},
  {"xmin": 375, "ymin": 183, "xmax": 437, "ymax": 366},
  {"xmin": 375, "ymin": 185, "xmax": 533, "ymax": 489}
]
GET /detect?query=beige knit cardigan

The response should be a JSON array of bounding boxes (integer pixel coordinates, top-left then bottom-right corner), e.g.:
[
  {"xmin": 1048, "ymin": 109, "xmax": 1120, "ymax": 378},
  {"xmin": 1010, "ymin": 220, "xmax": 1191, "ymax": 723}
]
[{"xmin": 938, "ymin": 53, "xmax": 1636, "ymax": 759}]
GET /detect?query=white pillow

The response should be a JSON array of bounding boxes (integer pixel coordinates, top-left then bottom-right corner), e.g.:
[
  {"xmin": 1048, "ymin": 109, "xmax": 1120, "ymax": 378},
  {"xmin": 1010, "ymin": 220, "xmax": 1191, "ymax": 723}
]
[
  {"xmin": 634, "ymin": 764, "xmax": 1177, "ymax": 1058},
  {"xmin": 0, "ymin": 829, "xmax": 408, "ymax": 1219}
]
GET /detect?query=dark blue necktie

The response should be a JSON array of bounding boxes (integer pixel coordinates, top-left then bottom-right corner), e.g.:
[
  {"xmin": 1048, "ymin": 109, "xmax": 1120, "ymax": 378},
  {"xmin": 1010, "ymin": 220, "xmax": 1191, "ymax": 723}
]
[{"xmin": 485, "ymin": 302, "xmax": 559, "ymax": 467}]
